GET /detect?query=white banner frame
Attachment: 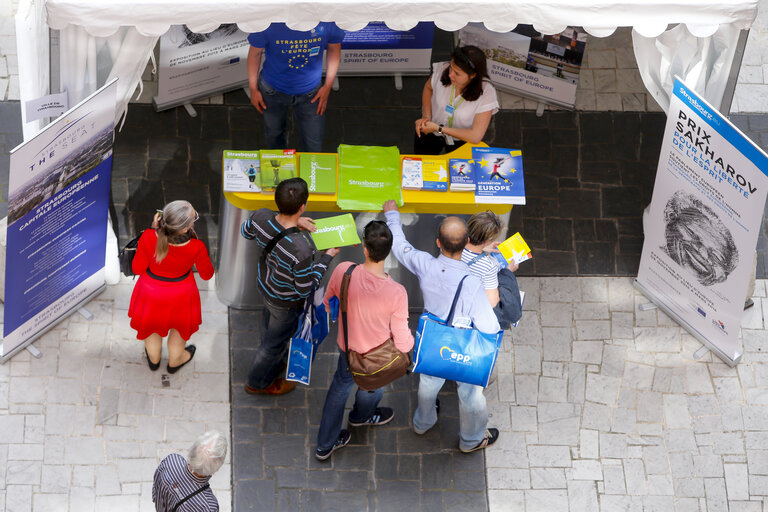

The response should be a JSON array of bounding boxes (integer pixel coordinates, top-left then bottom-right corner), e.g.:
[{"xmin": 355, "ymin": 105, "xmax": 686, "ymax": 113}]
[
  {"xmin": 154, "ymin": 24, "xmax": 250, "ymax": 112},
  {"xmin": 2, "ymin": 79, "xmax": 117, "ymax": 362},
  {"xmin": 635, "ymin": 77, "xmax": 768, "ymax": 367}
]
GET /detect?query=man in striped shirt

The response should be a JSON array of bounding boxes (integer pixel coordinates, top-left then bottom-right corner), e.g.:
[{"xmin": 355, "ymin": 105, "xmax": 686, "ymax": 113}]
[
  {"xmin": 152, "ymin": 431, "xmax": 227, "ymax": 511},
  {"xmin": 241, "ymin": 177, "xmax": 339, "ymax": 394}
]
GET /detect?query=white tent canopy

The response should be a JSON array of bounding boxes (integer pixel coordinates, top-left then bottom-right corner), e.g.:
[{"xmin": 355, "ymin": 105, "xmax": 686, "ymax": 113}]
[
  {"xmin": 15, "ymin": 0, "xmax": 760, "ymax": 139},
  {"xmin": 45, "ymin": 0, "xmax": 758, "ymax": 38}
]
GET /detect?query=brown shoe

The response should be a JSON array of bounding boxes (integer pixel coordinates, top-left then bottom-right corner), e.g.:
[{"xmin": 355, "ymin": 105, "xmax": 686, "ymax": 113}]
[{"xmin": 244, "ymin": 378, "xmax": 297, "ymax": 396}]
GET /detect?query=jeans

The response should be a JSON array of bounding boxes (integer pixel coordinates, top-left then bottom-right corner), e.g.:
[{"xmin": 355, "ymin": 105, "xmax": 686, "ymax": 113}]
[
  {"xmin": 246, "ymin": 300, "xmax": 301, "ymax": 389},
  {"xmin": 412, "ymin": 374, "xmax": 487, "ymax": 451},
  {"xmin": 316, "ymin": 352, "xmax": 383, "ymax": 450},
  {"xmin": 259, "ymin": 76, "xmax": 325, "ymax": 153}
]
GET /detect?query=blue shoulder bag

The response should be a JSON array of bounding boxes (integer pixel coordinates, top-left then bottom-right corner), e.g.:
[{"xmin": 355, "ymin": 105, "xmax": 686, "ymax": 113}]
[{"xmin": 412, "ymin": 276, "xmax": 503, "ymax": 387}]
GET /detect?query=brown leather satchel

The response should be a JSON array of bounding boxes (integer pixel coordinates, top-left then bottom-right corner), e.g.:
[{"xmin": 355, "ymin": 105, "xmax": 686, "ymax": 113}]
[{"xmin": 340, "ymin": 264, "xmax": 411, "ymax": 391}]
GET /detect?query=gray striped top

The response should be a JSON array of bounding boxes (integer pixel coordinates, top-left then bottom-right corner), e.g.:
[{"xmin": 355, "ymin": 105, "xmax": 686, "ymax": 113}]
[{"xmin": 152, "ymin": 453, "xmax": 218, "ymax": 512}]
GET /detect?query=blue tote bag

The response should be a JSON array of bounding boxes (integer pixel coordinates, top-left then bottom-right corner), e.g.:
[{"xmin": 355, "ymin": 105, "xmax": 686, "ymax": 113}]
[
  {"xmin": 412, "ymin": 277, "xmax": 503, "ymax": 387},
  {"xmin": 286, "ymin": 287, "xmax": 329, "ymax": 385}
]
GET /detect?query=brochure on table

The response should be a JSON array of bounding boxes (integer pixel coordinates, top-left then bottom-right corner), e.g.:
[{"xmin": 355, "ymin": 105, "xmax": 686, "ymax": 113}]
[
  {"xmin": 222, "ymin": 143, "xmax": 515, "ymax": 215},
  {"xmin": 223, "ymin": 150, "xmax": 261, "ymax": 192},
  {"xmin": 473, "ymin": 147, "xmax": 526, "ymax": 205}
]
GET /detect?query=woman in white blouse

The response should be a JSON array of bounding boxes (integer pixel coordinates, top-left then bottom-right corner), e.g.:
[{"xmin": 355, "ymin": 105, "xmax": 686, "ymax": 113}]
[{"xmin": 414, "ymin": 45, "xmax": 499, "ymax": 154}]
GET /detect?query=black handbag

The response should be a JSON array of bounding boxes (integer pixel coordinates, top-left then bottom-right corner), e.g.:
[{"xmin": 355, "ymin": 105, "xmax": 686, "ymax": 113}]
[{"xmin": 118, "ymin": 230, "xmax": 144, "ymax": 277}]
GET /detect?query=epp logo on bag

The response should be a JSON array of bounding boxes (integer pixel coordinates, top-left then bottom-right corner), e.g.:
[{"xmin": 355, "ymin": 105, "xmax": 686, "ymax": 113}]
[{"xmin": 439, "ymin": 346, "xmax": 472, "ymax": 365}]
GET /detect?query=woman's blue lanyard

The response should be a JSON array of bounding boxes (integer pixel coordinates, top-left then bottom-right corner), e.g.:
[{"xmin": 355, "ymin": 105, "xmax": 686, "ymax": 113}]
[{"xmin": 445, "ymin": 85, "xmax": 464, "ymax": 128}]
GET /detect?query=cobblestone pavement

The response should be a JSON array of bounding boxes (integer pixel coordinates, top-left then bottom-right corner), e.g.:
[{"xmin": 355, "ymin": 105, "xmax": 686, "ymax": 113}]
[
  {"xmin": 230, "ymin": 275, "xmax": 768, "ymax": 511},
  {"xmin": 486, "ymin": 277, "xmax": 768, "ymax": 512},
  {"xmin": 230, "ymin": 307, "xmax": 489, "ymax": 512},
  {"xmin": 3, "ymin": 274, "xmax": 768, "ymax": 510},
  {"xmin": 0, "ymin": 276, "xmax": 231, "ymax": 511}
]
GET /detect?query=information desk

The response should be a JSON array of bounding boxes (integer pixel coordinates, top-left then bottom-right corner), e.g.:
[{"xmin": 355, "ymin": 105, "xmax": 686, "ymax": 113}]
[
  {"xmin": 217, "ymin": 142, "xmax": 516, "ymax": 308},
  {"xmin": 223, "ymin": 143, "xmax": 513, "ymax": 215}
]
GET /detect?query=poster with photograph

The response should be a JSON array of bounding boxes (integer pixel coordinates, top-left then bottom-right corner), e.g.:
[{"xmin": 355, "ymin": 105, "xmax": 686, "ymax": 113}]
[
  {"xmin": 155, "ymin": 24, "xmax": 250, "ymax": 111},
  {"xmin": 636, "ymin": 78, "xmax": 768, "ymax": 366},
  {"xmin": 335, "ymin": 22, "xmax": 434, "ymax": 75},
  {"xmin": 3, "ymin": 79, "xmax": 117, "ymax": 360},
  {"xmin": 458, "ymin": 23, "xmax": 587, "ymax": 108}
]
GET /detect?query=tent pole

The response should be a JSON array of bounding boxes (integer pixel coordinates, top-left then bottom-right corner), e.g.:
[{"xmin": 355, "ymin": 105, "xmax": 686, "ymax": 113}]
[
  {"xmin": 720, "ymin": 29, "xmax": 749, "ymax": 115},
  {"xmin": 50, "ymin": 28, "xmax": 60, "ymax": 97}
]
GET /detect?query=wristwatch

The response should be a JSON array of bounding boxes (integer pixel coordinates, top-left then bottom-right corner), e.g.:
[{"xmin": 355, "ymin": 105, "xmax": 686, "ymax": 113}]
[{"xmin": 438, "ymin": 124, "xmax": 444, "ymax": 134}]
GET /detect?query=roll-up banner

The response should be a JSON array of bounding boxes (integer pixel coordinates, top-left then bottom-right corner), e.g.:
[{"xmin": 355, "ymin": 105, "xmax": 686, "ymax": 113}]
[
  {"xmin": 335, "ymin": 22, "xmax": 434, "ymax": 75},
  {"xmin": 635, "ymin": 77, "xmax": 768, "ymax": 366},
  {"xmin": 154, "ymin": 24, "xmax": 251, "ymax": 111},
  {"xmin": 2, "ymin": 79, "xmax": 117, "ymax": 362},
  {"xmin": 458, "ymin": 23, "xmax": 587, "ymax": 109}
]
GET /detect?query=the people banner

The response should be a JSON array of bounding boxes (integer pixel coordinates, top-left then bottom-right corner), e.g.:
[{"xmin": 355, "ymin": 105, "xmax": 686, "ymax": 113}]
[
  {"xmin": 2, "ymin": 79, "xmax": 117, "ymax": 361},
  {"xmin": 336, "ymin": 22, "xmax": 434, "ymax": 75},
  {"xmin": 458, "ymin": 23, "xmax": 587, "ymax": 109},
  {"xmin": 636, "ymin": 77, "xmax": 768, "ymax": 366}
]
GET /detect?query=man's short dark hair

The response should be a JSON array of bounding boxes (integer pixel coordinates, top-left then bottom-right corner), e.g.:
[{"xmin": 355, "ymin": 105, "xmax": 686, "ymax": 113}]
[
  {"xmin": 438, "ymin": 217, "xmax": 468, "ymax": 255},
  {"xmin": 275, "ymin": 178, "xmax": 309, "ymax": 215},
  {"xmin": 363, "ymin": 220, "xmax": 393, "ymax": 263}
]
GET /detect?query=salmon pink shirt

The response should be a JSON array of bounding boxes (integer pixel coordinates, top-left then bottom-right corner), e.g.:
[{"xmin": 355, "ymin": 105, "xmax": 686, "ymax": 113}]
[{"xmin": 323, "ymin": 261, "xmax": 414, "ymax": 354}]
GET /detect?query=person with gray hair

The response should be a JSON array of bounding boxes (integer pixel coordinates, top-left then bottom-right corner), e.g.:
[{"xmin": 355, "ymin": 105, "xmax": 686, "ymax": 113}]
[{"xmin": 152, "ymin": 431, "xmax": 228, "ymax": 511}]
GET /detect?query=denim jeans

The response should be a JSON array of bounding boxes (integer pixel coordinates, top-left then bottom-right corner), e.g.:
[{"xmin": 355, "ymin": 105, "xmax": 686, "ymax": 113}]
[
  {"xmin": 412, "ymin": 374, "xmax": 487, "ymax": 451},
  {"xmin": 316, "ymin": 351, "xmax": 383, "ymax": 450},
  {"xmin": 246, "ymin": 300, "xmax": 301, "ymax": 389},
  {"xmin": 259, "ymin": 76, "xmax": 325, "ymax": 153}
]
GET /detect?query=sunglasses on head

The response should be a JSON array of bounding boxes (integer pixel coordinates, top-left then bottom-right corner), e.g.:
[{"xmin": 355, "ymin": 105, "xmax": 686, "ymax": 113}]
[{"xmin": 455, "ymin": 47, "xmax": 476, "ymax": 71}]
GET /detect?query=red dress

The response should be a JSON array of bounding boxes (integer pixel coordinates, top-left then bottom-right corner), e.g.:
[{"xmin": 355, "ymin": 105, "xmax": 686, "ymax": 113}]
[{"xmin": 128, "ymin": 230, "xmax": 215, "ymax": 341}]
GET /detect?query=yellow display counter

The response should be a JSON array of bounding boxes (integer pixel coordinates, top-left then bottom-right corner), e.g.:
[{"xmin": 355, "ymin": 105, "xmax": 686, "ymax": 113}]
[{"xmin": 223, "ymin": 142, "xmax": 512, "ymax": 215}]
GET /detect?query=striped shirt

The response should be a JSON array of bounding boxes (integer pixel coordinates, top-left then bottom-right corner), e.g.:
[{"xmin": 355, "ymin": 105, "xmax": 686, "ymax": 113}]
[
  {"xmin": 241, "ymin": 208, "xmax": 333, "ymax": 308},
  {"xmin": 461, "ymin": 248, "xmax": 501, "ymax": 290},
  {"xmin": 152, "ymin": 453, "xmax": 217, "ymax": 512}
]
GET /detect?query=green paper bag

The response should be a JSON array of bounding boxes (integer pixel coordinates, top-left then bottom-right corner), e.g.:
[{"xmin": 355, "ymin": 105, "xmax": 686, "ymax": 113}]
[
  {"xmin": 337, "ymin": 144, "xmax": 403, "ymax": 211},
  {"xmin": 310, "ymin": 214, "xmax": 362, "ymax": 250}
]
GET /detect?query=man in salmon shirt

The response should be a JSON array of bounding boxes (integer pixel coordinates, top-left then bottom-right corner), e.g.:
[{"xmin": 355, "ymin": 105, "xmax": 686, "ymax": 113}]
[{"xmin": 314, "ymin": 220, "xmax": 414, "ymax": 461}]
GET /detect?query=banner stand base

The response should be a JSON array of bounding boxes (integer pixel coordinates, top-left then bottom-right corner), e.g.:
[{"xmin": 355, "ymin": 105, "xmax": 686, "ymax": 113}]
[
  {"xmin": 693, "ymin": 346, "xmax": 710, "ymax": 360},
  {"xmin": 633, "ymin": 279, "xmax": 742, "ymax": 367},
  {"xmin": 26, "ymin": 345, "xmax": 42, "ymax": 359},
  {"xmin": 182, "ymin": 104, "xmax": 197, "ymax": 118},
  {"xmin": 78, "ymin": 307, "xmax": 95, "ymax": 321},
  {"xmin": 0, "ymin": 284, "xmax": 106, "ymax": 364},
  {"xmin": 394, "ymin": 74, "xmax": 403, "ymax": 91}
]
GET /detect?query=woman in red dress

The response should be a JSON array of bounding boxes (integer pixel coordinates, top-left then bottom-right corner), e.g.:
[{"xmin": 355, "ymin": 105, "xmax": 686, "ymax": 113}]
[{"xmin": 128, "ymin": 200, "xmax": 215, "ymax": 373}]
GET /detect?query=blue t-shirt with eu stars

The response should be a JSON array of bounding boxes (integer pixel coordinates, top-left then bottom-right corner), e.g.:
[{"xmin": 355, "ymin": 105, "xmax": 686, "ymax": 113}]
[{"xmin": 248, "ymin": 23, "xmax": 345, "ymax": 95}]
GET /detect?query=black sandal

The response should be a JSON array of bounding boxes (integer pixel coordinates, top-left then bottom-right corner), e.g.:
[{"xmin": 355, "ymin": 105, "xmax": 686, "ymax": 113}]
[
  {"xmin": 167, "ymin": 345, "xmax": 196, "ymax": 374},
  {"xmin": 145, "ymin": 348, "xmax": 160, "ymax": 371}
]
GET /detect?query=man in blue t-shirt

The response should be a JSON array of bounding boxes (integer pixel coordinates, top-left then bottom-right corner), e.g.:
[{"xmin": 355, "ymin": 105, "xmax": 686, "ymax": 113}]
[{"xmin": 247, "ymin": 23, "xmax": 345, "ymax": 152}]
